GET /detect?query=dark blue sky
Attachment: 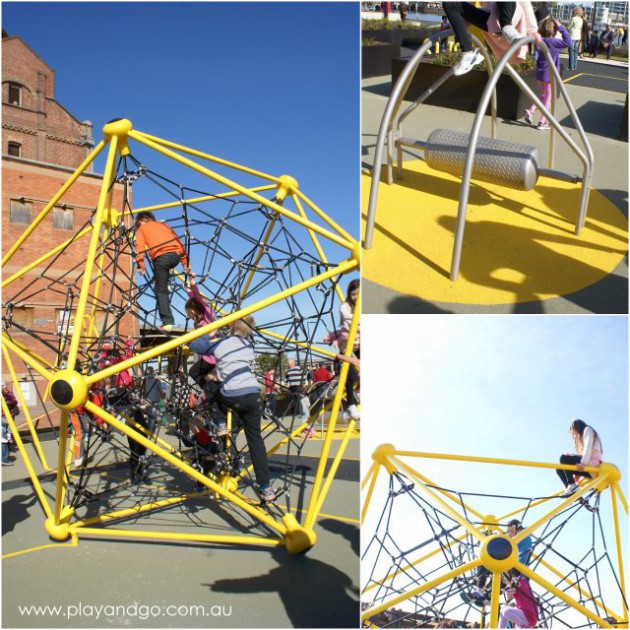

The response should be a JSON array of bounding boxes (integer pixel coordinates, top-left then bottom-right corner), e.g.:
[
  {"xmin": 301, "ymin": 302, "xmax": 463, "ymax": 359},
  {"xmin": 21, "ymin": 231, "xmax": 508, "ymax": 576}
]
[{"xmin": 3, "ymin": 2, "xmax": 360, "ymax": 239}]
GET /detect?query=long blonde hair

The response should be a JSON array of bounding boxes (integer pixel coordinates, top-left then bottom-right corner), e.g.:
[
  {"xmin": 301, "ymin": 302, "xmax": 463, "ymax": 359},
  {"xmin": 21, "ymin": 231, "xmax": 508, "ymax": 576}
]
[
  {"xmin": 232, "ymin": 315, "xmax": 255, "ymax": 338},
  {"xmin": 572, "ymin": 6, "xmax": 584, "ymax": 17}
]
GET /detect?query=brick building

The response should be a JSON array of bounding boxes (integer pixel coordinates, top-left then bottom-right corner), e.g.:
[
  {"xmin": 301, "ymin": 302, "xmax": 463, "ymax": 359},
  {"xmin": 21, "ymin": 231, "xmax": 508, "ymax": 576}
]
[{"xmin": 2, "ymin": 33, "xmax": 132, "ymax": 421}]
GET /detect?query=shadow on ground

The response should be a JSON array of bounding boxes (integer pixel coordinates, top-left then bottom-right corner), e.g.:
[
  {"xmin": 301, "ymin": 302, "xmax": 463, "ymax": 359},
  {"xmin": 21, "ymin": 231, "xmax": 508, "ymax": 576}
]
[{"xmin": 208, "ymin": 548, "xmax": 359, "ymax": 628}]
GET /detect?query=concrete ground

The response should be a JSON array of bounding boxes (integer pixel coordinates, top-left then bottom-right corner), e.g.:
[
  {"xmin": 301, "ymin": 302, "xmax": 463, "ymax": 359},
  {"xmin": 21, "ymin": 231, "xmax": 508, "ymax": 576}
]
[
  {"xmin": 362, "ymin": 57, "xmax": 629, "ymax": 313},
  {"xmin": 2, "ymin": 423, "xmax": 360, "ymax": 628}
]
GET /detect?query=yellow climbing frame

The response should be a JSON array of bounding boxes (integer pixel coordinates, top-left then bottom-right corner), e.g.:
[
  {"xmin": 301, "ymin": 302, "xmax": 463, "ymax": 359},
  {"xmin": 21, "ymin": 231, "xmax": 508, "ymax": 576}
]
[
  {"xmin": 361, "ymin": 445, "xmax": 628, "ymax": 628},
  {"xmin": 2, "ymin": 118, "xmax": 360, "ymax": 554}
]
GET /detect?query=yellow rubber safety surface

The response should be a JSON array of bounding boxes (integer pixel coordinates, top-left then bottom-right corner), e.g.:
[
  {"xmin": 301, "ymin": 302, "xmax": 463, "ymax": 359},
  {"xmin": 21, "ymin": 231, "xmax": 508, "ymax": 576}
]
[{"xmin": 362, "ymin": 160, "xmax": 628, "ymax": 305}]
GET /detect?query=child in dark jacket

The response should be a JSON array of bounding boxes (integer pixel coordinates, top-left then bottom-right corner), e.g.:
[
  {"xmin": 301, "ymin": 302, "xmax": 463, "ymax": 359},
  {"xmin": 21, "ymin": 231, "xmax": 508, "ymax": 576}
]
[{"xmin": 523, "ymin": 19, "xmax": 571, "ymax": 130}]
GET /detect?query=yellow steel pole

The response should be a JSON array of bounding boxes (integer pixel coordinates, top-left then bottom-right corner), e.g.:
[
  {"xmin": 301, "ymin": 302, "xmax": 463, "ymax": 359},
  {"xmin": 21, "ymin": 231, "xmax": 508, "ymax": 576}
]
[
  {"xmin": 361, "ymin": 559, "xmax": 481, "ymax": 621},
  {"xmin": 240, "ymin": 214, "xmax": 278, "ymax": 300},
  {"xmin": 2, "ymin": 225, "xmax": 92, "ymax": 289},
  {"xmin": 613, "ymin": 480, "xmax": 629, "ymax": 513},
  {"xmin": 196, "ymin": 286, "xmax": 341, "ymax": 359},
  {"xmin": 87, "ymin": 259, "xmax": 358, "ymax": 385},
  {"xmin": 2, "ymin": 346, "xmax": 51, "ymax": 470},
  {"xmin": 84, "ymin": 223, "xmax": 112, "ymax": 341},
  {"xmin": 3, "ymin": 140, "xmax": 106, "ymax": 266},
  {"xmin": 74, "ymin": 494, "xmax": 196, "ymax": 528},
  {"xmin": 52, "ymin": 409, "xmax": 71, "ymax": 526},
  {"xmin": 393, "ymin": 456, "xmax": 487, "ymax": 542},
  {"xmin": 513, "ymin": 474, "xmax": 604, "ymax": 545},
  {"xmin": 294, "ymin": 189, "xmax": 355, "ymax": 246},
  {"xmin": 363, "ymin": 532, "xmax": 470, "ymax": 595},
  {"xmin": 132, "ymin": 130, "xmax": 282, "ymax": 183},
  {"xmin": 399, "ymin": 460, "xmax": 486, "ymax": 523},
  {"xmin": 84, "ymin": 401, "xmax": 286, "ymax": 535},
  {"xmin": 519, "ymin": 564, "xmax": 615, "ymax": 628},
  {"xmin": 310, "ymin": 420, "xmax": 356, "ymax": 519},
  {"xmin": 394, "ymin": 450, "xmax": 600, "ymax": 475},
  {"xmin": 72, "ymin": 526, "xmax": 284, "ymax": 548},
  {"xmin": 66, "ymin": 136, "xmax": 119, "ymax": 370},
  {"xmin": 489, "ymin": 571, "xmax": 501, "ymax": 628},
  {"xmin": 1, "ymin": 336, "xmax": 54, "ymax": 370},
  {"xmin": 128, "ymin": 130, "xmax": 354, "ymax": 251},
  {"xmin": 532, "ymin": 553, "xmax": 619, "ymax": 619},
  {"xmin": 2, "ymin": 398, "xmax": 53, "ymax": 519},
  {"xmin": 129, "ymin": 184, "xmax": 278, "ymax": 214},
  {"xmin": 304, "ymin": 288, "xmax": 360, "ymax": 530},
  {"xmin": 292, "ymin": 194, "xmax": 345, "ymax": 304},
  {"xmin": 361, "ymin": 467, "xmax": 380, "ymax": 524},
  {"xmin": 2, "ymin": 336, "xmax": 52, "ymax": 381},
  {"xmin": 610, "ymin": 483, "xmax": 628, "ymax": 622}
]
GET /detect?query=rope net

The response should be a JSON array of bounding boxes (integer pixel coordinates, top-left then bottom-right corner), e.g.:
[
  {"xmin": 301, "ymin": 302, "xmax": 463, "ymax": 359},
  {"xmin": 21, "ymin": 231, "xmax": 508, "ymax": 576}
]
[
  {"xmin": 362, "ymin": 458, "xmax": 627, "ymax": 629},
  {"xmin": 2, "ymin": 127, "xmax": 359, "ymax": 545}
]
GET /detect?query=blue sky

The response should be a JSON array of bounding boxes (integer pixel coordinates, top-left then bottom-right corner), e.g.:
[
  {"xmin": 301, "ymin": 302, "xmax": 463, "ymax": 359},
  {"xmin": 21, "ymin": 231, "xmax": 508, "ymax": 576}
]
[
  {"xmin": 362, "ymin": 315, "xmax": 628, "ymax": 621},
  {"xmin": 362, "ymin": 316, "xmax": 628, "ymax": 473},
  {"xmin": 3, "ymin": 2, "xmax": 359, "ymax": 239}
]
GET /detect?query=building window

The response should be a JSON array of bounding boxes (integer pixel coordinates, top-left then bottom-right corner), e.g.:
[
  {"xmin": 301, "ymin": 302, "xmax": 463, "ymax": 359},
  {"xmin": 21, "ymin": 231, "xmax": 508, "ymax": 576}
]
[
  {"xmin": 9, "ymin": 306, "xmax": 34, "ymax": 331},
  {"xmin": 7, "ymin": 82, "xmax": 22, "ymax": 106},
  {"xmin": 53, "ymin": 205, "xmax": 74, "ymax": 230},
  {"xmin": 10, "ymin": 198, "xmax": 33, "ymax": 224},
  {"xmin": 7, "ymin": 141, "xmax": 21, "ymax": 157},
  {"xmin": 56, "ymin": 309, "xmax": 76, "ymax": 337}
]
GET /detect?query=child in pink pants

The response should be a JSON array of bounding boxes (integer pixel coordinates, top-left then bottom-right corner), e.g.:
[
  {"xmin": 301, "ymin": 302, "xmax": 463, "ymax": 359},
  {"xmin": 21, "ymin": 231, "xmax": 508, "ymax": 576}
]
[{"xmin": 524, "ymin": 19, "xmax": 571, "ymax": 130}]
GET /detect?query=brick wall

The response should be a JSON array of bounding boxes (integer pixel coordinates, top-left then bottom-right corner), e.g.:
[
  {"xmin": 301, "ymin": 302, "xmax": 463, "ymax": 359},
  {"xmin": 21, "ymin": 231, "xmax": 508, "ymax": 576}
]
[
  {"xmin": 2, "ymin": 36, "xmax": 94, "ymax": 169},
  {"xmin": 2, "ymin": 35, "xmax": 134, "ymax": 425}
]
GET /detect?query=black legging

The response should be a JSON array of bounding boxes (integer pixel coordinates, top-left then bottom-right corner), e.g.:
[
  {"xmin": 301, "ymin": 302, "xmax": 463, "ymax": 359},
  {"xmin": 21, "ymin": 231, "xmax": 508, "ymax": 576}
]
[
  {"xmin": 556, "ymin": 454, "xmax": 592, "ymax": 488},
  {"xmin": 443, "ymin": 2, "xmax": 516, "ymax": 52}
]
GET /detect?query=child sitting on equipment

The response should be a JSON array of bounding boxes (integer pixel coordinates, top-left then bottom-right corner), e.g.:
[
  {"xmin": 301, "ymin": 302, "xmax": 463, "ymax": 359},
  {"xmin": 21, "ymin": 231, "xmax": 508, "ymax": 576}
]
[
  {"xmin": 499, "ymin": 575, "xmax": 539, "ymax": 628},
  {"xmin": 556, "ymin": 418, "xmax": 603, "ymax": 497},
  {"xmin": 443, "ymin": 2, "xmax": 540, "ymax": 76},
  {"xmin": 188, "ymin": 315, "xmax": 277, "ymax": 502},
  {"xmin": 135, "ymin": 211, "xmax": 190, "ymax": 332},
  {"xmin": 523, "ymin": 18, "xmax": 571, "ymax": 130}
]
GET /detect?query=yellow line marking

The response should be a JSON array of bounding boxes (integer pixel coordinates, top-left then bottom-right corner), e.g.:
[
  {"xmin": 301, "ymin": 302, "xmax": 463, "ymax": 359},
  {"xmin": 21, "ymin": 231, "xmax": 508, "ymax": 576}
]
[
  {"xmin": 274, "ymin": 502, "xmax": 359, "ymax": 525},
  {"xmin": 578, "ymin": 73, "xmax": 628, "ymax": 81},
  {"xmin": 2, "ymin": 538, "xmax": 78, "ymax": 559},
  {"xmin": 564, "ymin": 82, "xmax": 628, "ymax": 94},
  {"xmin": 563, "ymin": 72, "xmax": 585, "ymax": 83}
]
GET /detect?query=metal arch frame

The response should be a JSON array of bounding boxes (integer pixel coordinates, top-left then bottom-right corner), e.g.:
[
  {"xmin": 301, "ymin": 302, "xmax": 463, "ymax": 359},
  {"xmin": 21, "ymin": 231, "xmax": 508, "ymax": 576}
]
[
  {"xmin": 450, "ymin": 36, "xmax": 594, "ymax": 281},
  {"xmin": 363, "ymin": 32, "xmax": 595, "ymax": 282},
  {"xmin": 361, "ymin": 447, "xmax": 628, "ymax": 628},
  {"xmin": 363, "ymin": 28, "xmax": 496, "ymax": 249},
  {"xmin": 2, "ymin": 119, "xmax": 360, "ymax": 554}
]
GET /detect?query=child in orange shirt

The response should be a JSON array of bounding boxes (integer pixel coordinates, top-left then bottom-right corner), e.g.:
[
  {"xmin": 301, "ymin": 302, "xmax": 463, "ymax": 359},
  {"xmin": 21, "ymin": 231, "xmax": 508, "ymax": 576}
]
[{"xmin": 135, "ymin": 212, "xmax": 190, "ymax": 331}]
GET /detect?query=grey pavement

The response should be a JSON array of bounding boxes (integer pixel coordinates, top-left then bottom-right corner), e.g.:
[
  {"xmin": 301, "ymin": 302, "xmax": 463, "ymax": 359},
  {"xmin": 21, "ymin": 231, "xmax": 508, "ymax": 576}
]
[
  {"xmin": 2, "ymin": 427, "xmax": 360, "ymax": 628},
  {"xmin": 362, "ymin": 58, "xmax": 629, "ymax": 314}
]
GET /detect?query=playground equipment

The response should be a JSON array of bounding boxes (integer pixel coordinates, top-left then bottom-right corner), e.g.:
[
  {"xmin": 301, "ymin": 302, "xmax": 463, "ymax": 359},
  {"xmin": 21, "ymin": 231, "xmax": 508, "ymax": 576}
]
[
  {"xmin": 363, "ymin": 29, "xmax": 595, "ymax": 281},
  {"xmin": 361, "ymin": 445, "xmax": 628, "ymax": 628},
  {"xmin": 2, "ymin": 118, "xmax": 360, "ymax": 554}
]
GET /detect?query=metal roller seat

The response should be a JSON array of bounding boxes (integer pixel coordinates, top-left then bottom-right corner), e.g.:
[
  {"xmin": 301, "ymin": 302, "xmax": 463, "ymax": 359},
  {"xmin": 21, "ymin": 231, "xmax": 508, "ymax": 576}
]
[{"xmin": 425, "ymin": 128, "xmax": 540, "ymax": 191}]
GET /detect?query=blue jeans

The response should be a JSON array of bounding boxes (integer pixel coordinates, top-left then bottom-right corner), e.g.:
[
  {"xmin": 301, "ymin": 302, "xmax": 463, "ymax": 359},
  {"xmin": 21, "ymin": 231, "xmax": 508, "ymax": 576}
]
[
  {"xmin": 2, "ymin": 441, "xmax": 10, "ymax": 463},
  {"xmin": 568, "ymin": 39, "xmax": 580, "ymax": 70}
]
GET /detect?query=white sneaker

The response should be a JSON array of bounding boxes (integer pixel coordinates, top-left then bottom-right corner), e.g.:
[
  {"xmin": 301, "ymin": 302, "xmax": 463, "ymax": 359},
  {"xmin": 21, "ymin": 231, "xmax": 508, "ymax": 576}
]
[
  {"xmin": 560, "ymin": 482, "xmax": 579, "ymax": 498},
  {"xmin": 523, "ymin": 109, "xmax": 533, "ymax": 125},
  {"xmin": 74, "ymin": 456, "xmax": 84, "ymax": 467},
  {"xmin": 501, "ymin": 24, "xmax": 520, "ymax": 44},
  {"xmin": 347, "ymin": 404, "xmax": 360, "ymax": 421},
  {"xmin": 453, "ymin": 49, "xmax": 484, "ymax": 76}
]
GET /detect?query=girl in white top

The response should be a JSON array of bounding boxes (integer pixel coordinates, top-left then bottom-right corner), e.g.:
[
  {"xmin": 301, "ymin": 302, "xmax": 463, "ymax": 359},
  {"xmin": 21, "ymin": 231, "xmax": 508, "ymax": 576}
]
[
  {"xmin": 556, "ymin": 418, "xmax": 603, "ymax": 497},
  {"xmin": 567, "ymin": 6, "xmax": 584, "ymax": 71}
]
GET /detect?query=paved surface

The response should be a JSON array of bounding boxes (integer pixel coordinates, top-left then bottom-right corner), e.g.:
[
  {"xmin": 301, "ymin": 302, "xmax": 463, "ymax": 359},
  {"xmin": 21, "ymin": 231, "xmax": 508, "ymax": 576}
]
[
  {"xmin": 2, "ymin": 425, "xmax": 360, "ymax": 628},
  {"xmin": 362, "ymin": 58, "xmax": 629, "ymax": 314}
]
